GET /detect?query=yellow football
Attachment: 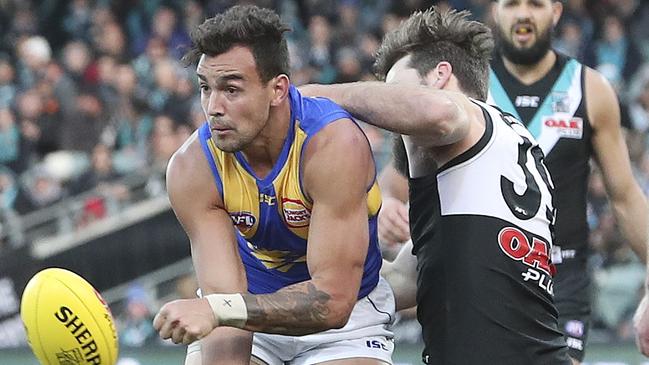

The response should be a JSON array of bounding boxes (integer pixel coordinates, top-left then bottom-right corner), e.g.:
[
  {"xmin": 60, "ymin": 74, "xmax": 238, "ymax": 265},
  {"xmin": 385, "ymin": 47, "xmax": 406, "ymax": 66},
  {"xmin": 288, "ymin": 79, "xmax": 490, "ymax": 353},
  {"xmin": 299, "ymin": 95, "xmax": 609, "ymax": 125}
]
[{"xmin": 20, "ymin": 267, "xmax": 119, "ymax": 365}]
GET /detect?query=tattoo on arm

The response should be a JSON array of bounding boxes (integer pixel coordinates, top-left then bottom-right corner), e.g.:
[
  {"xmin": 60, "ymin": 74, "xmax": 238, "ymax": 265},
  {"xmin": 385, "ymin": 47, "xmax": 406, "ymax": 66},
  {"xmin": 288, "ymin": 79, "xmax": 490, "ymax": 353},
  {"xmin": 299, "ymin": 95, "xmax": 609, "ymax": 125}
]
[{"xmin": 242, "ymin": 281, "xmax": 334, "ymax": 335}]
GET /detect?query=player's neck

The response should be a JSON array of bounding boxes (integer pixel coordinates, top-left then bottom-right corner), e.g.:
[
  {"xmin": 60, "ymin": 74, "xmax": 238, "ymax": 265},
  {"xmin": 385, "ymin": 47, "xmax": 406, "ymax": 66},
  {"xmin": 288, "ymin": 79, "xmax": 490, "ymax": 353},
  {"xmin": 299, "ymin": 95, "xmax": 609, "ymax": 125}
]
[
  {"xmin": 240, "ymin": 101, "xmax": 291, "ymax": 178},
  {"xmin": 502, "ymin": 50, "xmax": 556, "ymax": 86}
]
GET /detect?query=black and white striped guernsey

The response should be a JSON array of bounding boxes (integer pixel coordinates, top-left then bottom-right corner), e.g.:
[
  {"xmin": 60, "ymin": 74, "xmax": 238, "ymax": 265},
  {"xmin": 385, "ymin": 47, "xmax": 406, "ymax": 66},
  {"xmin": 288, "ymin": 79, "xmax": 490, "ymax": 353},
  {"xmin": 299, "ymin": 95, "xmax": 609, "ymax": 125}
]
[{"xmin": 410, "ymin": 100, "xmax": 571, "ymax": 365}]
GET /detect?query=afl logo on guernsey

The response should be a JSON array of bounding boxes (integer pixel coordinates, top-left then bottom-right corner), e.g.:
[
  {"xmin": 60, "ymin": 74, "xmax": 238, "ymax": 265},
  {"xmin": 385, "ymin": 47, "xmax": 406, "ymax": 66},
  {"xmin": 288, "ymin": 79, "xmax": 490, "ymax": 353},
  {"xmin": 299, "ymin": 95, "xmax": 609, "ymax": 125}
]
[
  {"xmin": 230, "ymin": 212, "xmax": 256, "ymax": 229},
  {"xmin": 282, "ymin": 198, "xmax": 311, "ymax": 228}
]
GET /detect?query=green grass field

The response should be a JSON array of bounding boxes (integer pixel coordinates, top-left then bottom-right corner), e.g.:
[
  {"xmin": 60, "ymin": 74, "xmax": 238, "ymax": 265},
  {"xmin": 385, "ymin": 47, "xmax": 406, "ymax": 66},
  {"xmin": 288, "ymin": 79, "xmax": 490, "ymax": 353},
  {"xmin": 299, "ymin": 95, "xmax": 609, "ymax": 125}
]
[{"xmin": 2, "ymin": 342, "xmax": 649, "ymax": 365}]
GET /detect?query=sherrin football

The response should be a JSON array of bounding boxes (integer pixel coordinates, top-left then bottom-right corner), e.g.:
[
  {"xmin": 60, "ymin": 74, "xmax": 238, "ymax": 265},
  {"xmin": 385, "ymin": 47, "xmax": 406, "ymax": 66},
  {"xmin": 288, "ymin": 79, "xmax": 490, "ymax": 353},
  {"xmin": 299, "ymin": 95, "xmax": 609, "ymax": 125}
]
[{"xmin": 20, "ymin": 268, "xmax": 119, "ymax": 365}]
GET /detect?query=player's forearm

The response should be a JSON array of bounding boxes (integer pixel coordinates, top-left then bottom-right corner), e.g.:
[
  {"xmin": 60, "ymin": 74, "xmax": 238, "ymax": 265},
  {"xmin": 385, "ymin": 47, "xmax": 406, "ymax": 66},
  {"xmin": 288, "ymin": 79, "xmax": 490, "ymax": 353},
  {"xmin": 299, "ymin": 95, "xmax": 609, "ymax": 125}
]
[
  {"xmin": 611, "ymin": 186, "xmax": 649, "ymax": 264},
  {"xmin": 301, "ymin": 82, "xmax": 462, "ymax": 139},
  {"xmin": 240, "ymin": 281, "xmax": 352, "ymax": 336}
]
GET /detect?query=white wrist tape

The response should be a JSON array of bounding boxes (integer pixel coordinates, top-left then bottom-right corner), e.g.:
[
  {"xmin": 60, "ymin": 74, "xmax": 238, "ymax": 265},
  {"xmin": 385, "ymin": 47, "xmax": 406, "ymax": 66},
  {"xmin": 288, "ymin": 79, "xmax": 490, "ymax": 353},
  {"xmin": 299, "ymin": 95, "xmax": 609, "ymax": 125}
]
[{"xmin": 204, "ymin": 293, "xmax": 248, "ymax": 328}]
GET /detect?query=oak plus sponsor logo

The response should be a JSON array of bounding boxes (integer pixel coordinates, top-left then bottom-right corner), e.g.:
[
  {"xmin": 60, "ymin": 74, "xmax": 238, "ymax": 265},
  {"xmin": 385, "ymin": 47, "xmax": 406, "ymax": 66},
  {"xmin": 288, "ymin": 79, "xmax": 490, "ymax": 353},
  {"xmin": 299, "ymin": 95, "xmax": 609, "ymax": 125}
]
[
  {"xmin": 230, "ymin": 211, "xmax": 256, "ymax": 229},
  {"xmin": 498, "ymin": 227, "xmax": 555, "ymax": 295},
  {"xmin": 282, "ymin": 198, "xmax": 311, "ymax": 228},
  {"xmin": 542, "ymin": 116, "xmax": 583, "ymax": 139}
]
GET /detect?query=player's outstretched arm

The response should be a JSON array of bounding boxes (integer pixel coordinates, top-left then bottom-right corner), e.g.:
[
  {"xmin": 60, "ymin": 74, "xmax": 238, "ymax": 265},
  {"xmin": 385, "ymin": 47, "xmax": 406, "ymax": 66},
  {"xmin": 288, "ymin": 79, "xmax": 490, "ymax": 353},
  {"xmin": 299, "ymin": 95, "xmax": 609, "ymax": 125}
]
[
  {"xmin": 154, "ymin": 133, "xmax": 252, "ymax": 363},
  {"xmin": 241, "ymin": 119, "xmax": 373, "ymax": 335},
  {"xmin": 300, "ymin": 81, "xmax": 471, "ymax": 147}
]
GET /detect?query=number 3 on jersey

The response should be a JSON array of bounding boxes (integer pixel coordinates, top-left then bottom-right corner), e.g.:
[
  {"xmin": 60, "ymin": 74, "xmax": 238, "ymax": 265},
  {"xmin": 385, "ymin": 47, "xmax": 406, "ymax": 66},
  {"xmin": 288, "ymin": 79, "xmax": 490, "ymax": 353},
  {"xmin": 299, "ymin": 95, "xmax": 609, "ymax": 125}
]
[{"xmin": 500, "ymin": 113, "xmax": 555, "ymax": 221}]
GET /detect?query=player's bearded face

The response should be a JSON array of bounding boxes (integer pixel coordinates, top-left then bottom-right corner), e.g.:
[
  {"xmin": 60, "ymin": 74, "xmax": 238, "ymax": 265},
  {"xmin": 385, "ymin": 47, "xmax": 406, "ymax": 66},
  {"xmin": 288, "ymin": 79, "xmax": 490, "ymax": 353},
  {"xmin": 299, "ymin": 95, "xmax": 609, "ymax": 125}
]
[{"xmin": 494, "ymin": 1, "xmax": 555, "ymax": 65}]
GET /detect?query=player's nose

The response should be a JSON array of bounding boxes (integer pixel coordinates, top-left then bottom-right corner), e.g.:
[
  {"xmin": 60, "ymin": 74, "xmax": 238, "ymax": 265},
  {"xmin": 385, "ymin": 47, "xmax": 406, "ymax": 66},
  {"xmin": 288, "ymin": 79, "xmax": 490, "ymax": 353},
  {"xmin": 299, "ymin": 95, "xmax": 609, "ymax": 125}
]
[{"xmin": 207, "ymin": 91, "xmax": 225, "ymax": 117}]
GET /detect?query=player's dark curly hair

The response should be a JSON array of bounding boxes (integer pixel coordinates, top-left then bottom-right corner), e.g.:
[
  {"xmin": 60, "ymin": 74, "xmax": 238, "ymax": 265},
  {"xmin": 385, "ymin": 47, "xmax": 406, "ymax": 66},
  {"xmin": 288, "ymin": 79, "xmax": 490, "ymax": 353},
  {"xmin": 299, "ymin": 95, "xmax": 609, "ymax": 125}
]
[
  {"xmin": 374, "ymin": 7, "xmax": 494, "ymax": 100},
  {"xmin": 182, "ymin": 5, "xmax": 291, "ymax": 83}
]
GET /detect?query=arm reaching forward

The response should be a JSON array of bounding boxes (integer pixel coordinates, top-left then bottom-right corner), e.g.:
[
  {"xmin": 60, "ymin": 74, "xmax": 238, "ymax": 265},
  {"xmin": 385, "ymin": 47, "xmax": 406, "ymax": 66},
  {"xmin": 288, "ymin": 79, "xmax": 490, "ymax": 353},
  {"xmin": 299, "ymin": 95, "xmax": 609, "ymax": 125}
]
[
  {"xmin": 154, "ymin": 119, "xmax": 377, "ymax": 340},
  {"xmin": 154, "ymin": 133, "xmax": 252, "ymax": 363}
]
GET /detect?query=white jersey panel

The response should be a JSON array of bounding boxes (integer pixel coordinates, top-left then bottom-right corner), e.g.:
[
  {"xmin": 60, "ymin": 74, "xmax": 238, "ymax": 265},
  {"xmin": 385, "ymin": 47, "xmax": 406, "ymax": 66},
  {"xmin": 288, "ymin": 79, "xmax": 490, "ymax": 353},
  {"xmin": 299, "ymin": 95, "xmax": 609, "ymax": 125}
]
[{"xmin": 437, "ymin": 100, "xmax": 555, "ymax": 243}]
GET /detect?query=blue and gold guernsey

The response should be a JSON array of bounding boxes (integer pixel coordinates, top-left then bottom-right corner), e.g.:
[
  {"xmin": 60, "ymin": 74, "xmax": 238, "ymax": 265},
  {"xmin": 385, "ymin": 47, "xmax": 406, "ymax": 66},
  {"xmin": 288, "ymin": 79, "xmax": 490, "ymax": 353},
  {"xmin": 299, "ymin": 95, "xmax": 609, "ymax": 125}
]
[{"xmin": 198, "ymin": 85, "xmax": 383, "ymax": 299}]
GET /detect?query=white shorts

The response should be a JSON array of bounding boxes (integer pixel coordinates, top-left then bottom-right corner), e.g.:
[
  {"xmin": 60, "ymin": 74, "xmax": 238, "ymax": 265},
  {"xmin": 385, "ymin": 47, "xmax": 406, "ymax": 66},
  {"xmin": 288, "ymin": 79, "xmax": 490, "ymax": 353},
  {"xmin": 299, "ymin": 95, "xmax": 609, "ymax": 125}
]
[{"xmin": 187, "ymin": 276, "xmax": 395, "ymax": 365}]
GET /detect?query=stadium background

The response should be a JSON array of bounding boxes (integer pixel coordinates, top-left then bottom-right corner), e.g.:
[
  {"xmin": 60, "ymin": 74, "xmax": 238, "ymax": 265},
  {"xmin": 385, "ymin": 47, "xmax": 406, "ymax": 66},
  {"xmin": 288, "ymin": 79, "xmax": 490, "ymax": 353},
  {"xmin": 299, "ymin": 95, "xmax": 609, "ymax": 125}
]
[{"xmin": 1, "ymin": 0, "xmax": 649, "ymax": 364}]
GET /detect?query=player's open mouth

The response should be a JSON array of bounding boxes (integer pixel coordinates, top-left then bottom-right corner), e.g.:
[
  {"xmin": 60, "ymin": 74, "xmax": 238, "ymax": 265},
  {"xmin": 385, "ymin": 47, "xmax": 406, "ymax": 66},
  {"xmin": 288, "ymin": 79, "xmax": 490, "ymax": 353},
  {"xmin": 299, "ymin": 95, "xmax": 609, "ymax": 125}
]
[{"xmin": 513, "ymin": 24, "xmax": 534, "ymax": 42}]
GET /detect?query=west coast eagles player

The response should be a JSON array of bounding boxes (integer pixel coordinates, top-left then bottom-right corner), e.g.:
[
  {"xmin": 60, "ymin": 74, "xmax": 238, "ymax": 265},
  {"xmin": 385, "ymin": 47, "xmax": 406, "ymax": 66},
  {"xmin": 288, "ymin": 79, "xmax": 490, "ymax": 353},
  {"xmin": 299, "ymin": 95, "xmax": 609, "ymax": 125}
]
[{"xmin": 153, "ymin": 5, "xmax": 394, "ymax": 365}]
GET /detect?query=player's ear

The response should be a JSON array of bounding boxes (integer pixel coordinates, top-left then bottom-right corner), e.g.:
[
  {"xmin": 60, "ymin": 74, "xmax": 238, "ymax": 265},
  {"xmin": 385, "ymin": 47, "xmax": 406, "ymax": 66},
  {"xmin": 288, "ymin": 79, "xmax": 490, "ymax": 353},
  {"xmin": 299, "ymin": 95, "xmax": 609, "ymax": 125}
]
[
  {"xmin": 424, "ymin": 62, "xmax": 453, "ymax": 90},
  {"xmin": 269, "ymin": 74, "xmax": 290, "ymax": 107},
  {"xmin": 551, "ymin": 0, "xmax": 563, "ymax": 27}
]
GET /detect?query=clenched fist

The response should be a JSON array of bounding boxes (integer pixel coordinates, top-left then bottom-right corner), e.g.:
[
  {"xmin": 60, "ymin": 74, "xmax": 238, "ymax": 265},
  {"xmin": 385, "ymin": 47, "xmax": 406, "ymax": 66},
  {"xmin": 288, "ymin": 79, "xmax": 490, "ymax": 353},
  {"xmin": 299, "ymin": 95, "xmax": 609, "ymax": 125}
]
[{"xmin": 153, "ymin": 298, "xmax": 217, "ymax": 345}]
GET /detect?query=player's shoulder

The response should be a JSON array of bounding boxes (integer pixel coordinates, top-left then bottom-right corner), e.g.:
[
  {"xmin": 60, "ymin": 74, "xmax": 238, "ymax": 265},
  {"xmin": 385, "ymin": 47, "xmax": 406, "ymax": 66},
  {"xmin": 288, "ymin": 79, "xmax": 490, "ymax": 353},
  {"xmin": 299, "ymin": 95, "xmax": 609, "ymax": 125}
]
[
  {"xmin": 581, "ymin": 65, "xmax": 621, "ymax": 129},
  {"xmin": 168, "ymin": 130, "xmax": 202, "ymax": 176},
  {"xmin": 166, "ymin": 129, "xmax": 214, "ymax": 193},
  {"xmin": 292, "ymin": 87, "xmax": 351, "ymax": 131},
  {"xmin": 582, "ymin": 64, "xmax": 614, "ymax": 91},
  {"xmin": 300, "ymin": 93, "xmax": 347, "ymax": 117},
  {"xmin": 301, "ymin": 117, "xmax": 373, "ymax": 184},
  {"xmin": 309, "ymin": 116, "xmax": 370, "ymax": 156}
]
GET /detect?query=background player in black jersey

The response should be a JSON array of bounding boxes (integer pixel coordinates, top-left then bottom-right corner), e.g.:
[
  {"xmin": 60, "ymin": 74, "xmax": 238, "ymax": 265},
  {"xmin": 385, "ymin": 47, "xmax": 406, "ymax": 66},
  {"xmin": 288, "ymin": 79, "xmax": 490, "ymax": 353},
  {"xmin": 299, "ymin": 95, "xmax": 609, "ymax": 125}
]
[
  {"xmin": 301, "ymin": 7, "xmax": 571, "ymax": 364},
  {"xmin": 377, "ymin": 1, "xmax": 649, "ymax": 363}
]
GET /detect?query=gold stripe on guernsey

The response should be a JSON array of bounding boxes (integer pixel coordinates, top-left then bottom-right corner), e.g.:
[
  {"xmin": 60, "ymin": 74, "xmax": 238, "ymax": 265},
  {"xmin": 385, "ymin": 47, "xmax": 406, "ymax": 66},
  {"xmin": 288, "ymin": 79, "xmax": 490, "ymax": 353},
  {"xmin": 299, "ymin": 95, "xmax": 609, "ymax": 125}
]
[
  {"xmin": 207, "ymin": 139, "xmax": 260, "ymax": 237},
  {"xmin": 246, "ymin": 242, "xmax": 307, "ymax": 272},
  {"xmin": 273, "ymin": 124, "xmax": 312, "ymax": 240},
  {"xmin": 366, "ymin": 181, "xmax": 382, "ymax": 217}
]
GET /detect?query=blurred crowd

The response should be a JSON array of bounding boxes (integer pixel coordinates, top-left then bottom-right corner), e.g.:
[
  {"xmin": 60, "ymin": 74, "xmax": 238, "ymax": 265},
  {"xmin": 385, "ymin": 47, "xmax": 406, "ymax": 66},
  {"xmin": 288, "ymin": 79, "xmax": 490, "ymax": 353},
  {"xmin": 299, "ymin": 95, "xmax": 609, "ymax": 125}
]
[{"xmin": 1, "ymin": 0, "xmax": 649, "ymax": 347}]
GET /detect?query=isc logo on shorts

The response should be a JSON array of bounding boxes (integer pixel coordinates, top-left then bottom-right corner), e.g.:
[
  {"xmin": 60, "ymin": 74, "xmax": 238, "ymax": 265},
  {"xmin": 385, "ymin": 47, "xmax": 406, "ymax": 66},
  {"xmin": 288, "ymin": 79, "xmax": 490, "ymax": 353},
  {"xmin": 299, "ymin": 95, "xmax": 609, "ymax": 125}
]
[{"xmin": 366, "ymin": 339, "xmax": 389, "ymax": 351}]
